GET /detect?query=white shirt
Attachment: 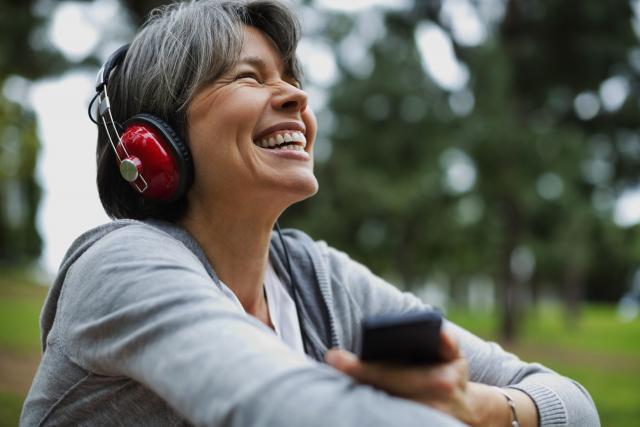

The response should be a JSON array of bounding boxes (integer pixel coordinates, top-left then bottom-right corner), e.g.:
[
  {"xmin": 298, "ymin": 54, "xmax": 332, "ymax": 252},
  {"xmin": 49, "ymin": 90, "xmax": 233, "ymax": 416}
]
[{"xmin": 215, "ymin": 261, "xmax": 305, "ymax": 355}]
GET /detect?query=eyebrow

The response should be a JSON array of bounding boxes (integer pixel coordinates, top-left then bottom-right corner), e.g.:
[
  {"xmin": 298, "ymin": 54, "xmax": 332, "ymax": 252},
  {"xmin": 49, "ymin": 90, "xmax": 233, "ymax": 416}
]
[
  {"xmin": 237, "ymin": 56, "xmax": 269, "ymax": 70},
  {"xmin": 237, "ymin": 55, "xmax": 297, "ymax": 81}
]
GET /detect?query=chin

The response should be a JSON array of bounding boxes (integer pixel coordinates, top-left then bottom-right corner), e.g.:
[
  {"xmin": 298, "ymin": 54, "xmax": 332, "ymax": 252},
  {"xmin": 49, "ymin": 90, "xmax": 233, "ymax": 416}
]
[
  {"xmin": 278, "ymin": 173, "xmax": 319, "ymax": 204},
  {"xmin": 301, "ymin": 176, "xmax": 320, "ymax": 199},
  {"xmin": 292, "ymin": 174, "xmax": 319, "ymax": 200}
]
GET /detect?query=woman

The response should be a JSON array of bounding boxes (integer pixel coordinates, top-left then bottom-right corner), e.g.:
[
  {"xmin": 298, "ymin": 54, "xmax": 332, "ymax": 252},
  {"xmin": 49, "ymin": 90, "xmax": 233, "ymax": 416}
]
[{"xmin": 22, "ymin": 1, "xmax": 599, "ymax": 426}]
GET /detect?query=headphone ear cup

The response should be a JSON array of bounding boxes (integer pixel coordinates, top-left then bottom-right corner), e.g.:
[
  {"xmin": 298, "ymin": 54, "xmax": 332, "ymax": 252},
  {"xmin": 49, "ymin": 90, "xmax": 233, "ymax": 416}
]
[{"xmin": 119, "ymin": 113, "xmax": 193, "ymax": 201}]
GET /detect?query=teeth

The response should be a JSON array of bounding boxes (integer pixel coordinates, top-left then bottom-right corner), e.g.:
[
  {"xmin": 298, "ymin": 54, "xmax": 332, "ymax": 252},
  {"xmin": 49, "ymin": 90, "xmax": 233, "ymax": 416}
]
[
  {"xmin": 254, "ymin": 130, "xmax": 307, "ymax": 149},
  {"xmin": 282, "ymin": 144, "xmax": 303, "ymax": 151},
  {"xmin": 291, "ymin": 132, "xmax": 305, "ymax": 146}
]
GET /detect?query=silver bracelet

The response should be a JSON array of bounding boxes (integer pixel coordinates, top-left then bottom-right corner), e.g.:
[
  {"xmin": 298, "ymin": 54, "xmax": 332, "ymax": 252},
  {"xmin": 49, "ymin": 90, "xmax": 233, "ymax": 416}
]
[{"xmin": 494, "ymin": 387, "xmax": 520, "ymax": 427}]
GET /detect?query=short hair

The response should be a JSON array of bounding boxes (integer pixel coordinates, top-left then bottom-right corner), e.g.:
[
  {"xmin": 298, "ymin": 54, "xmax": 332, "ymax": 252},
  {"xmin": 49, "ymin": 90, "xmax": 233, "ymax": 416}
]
[{"xmin": 96, "ymin": 0, "xmax": 302, "ymax": 220}]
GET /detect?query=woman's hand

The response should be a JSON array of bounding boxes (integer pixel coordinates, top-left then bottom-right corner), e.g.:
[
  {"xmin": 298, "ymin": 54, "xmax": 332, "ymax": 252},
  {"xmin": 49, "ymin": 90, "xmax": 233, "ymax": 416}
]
[{"xmin": 325, "ymin": 332, "xmax": 515, "ymax": 427}]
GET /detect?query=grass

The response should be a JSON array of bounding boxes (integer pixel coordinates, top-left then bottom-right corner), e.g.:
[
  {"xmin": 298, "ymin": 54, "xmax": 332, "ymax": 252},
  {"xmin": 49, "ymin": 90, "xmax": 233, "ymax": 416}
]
[
  {"xmin": 1, "ymin": 276, "xmax": 638, "ymax": 426},
  {"xmin": 0, "ymin": 392, "xmax": 23, "ymax": 427},
  {"xmin": 0, "ymin": 272, "xmax": 47, "ymax": 354},
  {"xmin": 523, "ymin": 304, "xmax": 640, "ymax": 356},
  {"xmin": 0, "ymin": 299, "xmax": 45, "ymax": 354},
  {"xmin": 0, "ymin": 272, "xmax": 48, "ymax": 427}
]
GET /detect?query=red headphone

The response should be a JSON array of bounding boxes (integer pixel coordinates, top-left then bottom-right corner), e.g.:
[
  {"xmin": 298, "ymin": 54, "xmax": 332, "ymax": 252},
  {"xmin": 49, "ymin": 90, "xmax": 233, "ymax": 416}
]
[{"xmin": 89, "ymin": 44, "xmax": 193, "ymax": 202}]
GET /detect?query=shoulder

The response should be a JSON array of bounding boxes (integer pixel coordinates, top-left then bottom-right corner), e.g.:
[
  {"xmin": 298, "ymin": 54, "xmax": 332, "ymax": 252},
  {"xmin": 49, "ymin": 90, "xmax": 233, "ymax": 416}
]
[
  {"xmin": 74, "ymin": 219, "xmax": 202, "ymax": 268},
  {"xmin": 56, "ymin": 220, "xmax": 215, "ymax": 325},
  {"xmin": 61, "ymin": 220, "xmax": 210, "ymax": 309}
]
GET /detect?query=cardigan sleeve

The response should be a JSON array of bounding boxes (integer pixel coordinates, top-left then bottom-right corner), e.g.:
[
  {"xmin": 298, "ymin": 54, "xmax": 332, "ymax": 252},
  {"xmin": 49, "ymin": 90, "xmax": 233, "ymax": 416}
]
[
  {"xmin": 54, "ymin": 224, "xmax": 468, "ymax": 427},
  {"xmin": 316, "ymin": 241, "xmax": 601, "ymax": 427}
]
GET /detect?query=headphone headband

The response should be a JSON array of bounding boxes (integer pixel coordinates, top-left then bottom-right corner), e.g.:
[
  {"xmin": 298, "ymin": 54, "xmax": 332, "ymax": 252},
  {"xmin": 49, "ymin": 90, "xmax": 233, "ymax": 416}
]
[{"xmin": 95, "ymin": 44, "xmax": 130, "ymax": 92}]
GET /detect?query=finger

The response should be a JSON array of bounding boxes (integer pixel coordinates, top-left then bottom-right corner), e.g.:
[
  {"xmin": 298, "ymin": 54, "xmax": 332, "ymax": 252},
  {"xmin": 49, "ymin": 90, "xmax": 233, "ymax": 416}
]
[
  {"xmin": 365, "ymin": 362, "xmax": 464, "ymax": 398},
  {"xmin": 439, "ymin": 330, "xmax": 460, "ymax": 361},
  {"xmin": 325, "ymin": 349, "xmax": 360, "ymax": 373},
  {"xmin": 325, "ymin": 348, "xmax": 417, "ymax": 392},
  {"xmin": 326, "ymin": 348, "xmax": 464, "ymax": 398}
]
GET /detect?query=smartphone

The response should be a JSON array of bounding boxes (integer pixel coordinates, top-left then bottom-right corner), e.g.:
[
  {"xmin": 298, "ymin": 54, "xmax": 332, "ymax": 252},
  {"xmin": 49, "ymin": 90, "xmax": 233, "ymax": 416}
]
[{"xmin": 359, "ymin": 310, "xmax": 443, "ymax": 365}]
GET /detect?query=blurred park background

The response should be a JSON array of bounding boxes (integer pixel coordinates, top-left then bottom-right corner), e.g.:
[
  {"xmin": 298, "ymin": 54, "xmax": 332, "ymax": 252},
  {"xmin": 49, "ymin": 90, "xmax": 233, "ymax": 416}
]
[{"xmin": 1, "ymin": 0, "xmax": 639, "ymax": 425}]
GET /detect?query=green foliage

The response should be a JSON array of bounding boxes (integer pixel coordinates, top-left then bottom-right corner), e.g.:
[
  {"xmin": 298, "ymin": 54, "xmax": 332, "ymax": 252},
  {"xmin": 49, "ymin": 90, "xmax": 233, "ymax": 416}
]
[
  {"xmin": 0, "ymin": 1, "xmax": 68, "ymax": 80},
  {"xmin": 0, "ymin": 96, "xmax": 42, "ymax": 266},
  {"xmin": 0, "ymin": 0, "xmax": 71, "ymax": 266}
]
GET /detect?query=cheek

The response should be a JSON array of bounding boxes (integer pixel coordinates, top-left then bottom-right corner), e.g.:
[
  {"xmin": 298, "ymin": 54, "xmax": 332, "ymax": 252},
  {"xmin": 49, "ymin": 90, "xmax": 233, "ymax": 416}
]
[
  {"xmin": 188, "ymin": 102, "xmax": 255, "ymax": 154},
  {"xmin": 303, "ymin": 109, "xmax": 318, "ymax": 147},
  {"xmin": 187, "ymin": 102, "xmax": 267, "ymax": 180},
  {"xmin": 187, "ymin": 124, "xmax": 224, "ymax": 171}
]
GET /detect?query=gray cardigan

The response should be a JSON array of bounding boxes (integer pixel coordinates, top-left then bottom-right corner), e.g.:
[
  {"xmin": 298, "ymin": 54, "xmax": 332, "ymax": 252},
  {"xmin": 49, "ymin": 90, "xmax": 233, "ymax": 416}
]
[{"xmin": 21, "ymin": 220, "xmax": 600, "ymax": 426}]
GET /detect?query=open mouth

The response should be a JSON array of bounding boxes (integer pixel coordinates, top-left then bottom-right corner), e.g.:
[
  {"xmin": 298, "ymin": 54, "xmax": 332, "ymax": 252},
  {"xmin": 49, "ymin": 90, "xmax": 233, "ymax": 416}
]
[{"xmin": 253, "ymin": 130, "xmax": 307, "ymax": 152}]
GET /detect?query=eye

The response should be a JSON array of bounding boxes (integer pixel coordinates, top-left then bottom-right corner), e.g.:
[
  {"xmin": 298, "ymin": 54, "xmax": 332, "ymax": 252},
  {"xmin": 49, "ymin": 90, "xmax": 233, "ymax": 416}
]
[{"xmin": 235, "ymin": 72, "xmax": 261, "ymax": 83}]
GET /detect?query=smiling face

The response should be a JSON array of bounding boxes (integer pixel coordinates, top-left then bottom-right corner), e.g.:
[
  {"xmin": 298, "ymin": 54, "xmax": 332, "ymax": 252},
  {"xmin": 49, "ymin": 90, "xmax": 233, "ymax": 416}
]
[{"xmin": 186, "ymin": 25, "xmax": 318, "ymax": 215}]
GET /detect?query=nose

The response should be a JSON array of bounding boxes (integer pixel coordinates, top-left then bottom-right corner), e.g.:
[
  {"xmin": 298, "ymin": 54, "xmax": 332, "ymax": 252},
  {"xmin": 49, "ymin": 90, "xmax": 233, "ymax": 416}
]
[{"xmin": 272, "ymin": 82, "xmax": 308, "ymax": 113}]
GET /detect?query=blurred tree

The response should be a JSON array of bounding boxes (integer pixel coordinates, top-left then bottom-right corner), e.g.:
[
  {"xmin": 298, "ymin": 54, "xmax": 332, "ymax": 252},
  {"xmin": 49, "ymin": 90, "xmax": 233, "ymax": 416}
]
[
  {"xmin": 0, "ymin": 95, "xmax": 41, "ymax": 265},
  {"xmin": 495, "ymin": 0, "xmax": 639, "ymax": 327},
  {"xmin": 0, "ymin": 0, "xmax": 70, "ymax": 267},
  {"xmin": 0, "ymin": 0, "xmax": 158, "ymax": 268},
  {"xmin": 5, "ymin": 0, "xmax": 638, "ymax": 338},
  {"xmin": 286, "ymin": 0, "xmax": 640, "ymax": 340},
  {"xmin": 66, "ymin": 0, "xmax": 639, "ymax": 340}
]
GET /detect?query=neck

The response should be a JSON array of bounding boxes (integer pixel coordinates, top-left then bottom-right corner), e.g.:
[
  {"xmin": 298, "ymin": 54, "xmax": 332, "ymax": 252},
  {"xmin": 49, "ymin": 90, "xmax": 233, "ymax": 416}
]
[{"xmin": 179, "ymin": 195, "xmax": 284, "ymax": 319}]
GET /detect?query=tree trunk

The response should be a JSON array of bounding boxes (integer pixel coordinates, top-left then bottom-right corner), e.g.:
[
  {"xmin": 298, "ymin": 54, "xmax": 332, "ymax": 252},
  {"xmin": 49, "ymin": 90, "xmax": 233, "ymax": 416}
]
[
  {"xmin": 499, "ymin": 200, "xmax": 522, "ymax": 343},
  {"xmin": 564, "ymin": 262, "xmax": 584, "ymax": 329},
  {"xmin": 395, "ymin": 217, "xmax": 419, "ymax": 290},
  {"xmin": 530, "ymin": 276, "xmax": 540, "ymax": 309}
]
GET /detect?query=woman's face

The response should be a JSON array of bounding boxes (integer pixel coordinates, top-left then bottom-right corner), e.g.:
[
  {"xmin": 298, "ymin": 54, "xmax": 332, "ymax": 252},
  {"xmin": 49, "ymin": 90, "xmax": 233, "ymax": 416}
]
[{"xmin": 186, "ymin": 25, "xmax": 318, "ymax": 212}]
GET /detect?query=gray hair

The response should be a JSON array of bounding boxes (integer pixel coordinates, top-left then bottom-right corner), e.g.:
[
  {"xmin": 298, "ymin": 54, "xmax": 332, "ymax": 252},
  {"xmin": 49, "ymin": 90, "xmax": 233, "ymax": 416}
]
[{"xmin": 97, "ymin": 0, "xmax": 302, "ymax": 220}]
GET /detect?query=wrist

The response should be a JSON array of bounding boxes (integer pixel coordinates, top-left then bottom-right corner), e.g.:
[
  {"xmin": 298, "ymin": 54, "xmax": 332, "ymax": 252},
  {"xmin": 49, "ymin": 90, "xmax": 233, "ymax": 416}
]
[
  {"xmin": 467, "ymin": 383, "xmax": 513, "ymax": 427},
  {"xmin": 494, "ymin": 387, "xmax": 520, "ymax": 427}
]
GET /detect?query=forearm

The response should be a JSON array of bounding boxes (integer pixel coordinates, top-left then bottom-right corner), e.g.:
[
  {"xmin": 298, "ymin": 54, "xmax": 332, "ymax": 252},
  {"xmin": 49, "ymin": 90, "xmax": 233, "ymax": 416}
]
[{"xmin": 72, "ymin": 306, "xmax": 469, "ymax": 427}]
